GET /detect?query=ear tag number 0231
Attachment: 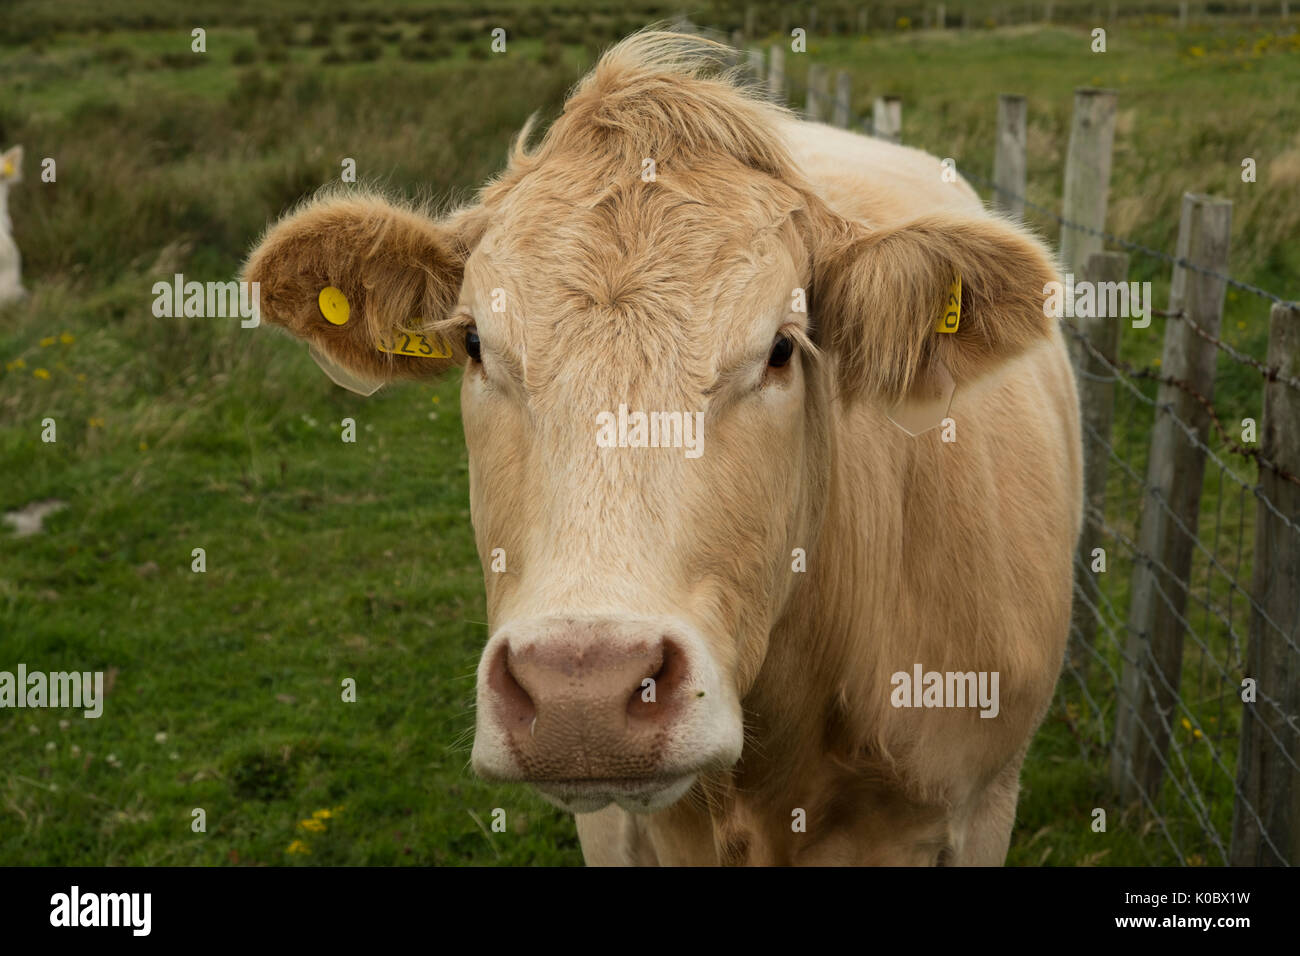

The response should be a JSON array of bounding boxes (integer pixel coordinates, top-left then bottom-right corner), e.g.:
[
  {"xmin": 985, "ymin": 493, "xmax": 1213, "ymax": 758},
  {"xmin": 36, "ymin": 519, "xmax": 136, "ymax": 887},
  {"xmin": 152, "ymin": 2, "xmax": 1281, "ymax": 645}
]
[{"xmin": 376, "ymin": 330, "xmax": 453, "ymax": 358}]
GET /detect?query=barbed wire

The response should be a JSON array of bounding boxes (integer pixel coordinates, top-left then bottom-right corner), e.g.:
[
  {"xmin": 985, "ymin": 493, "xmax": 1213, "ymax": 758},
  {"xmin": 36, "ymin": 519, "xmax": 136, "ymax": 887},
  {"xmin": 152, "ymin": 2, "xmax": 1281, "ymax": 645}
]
[
  {"xmin": 1063, "ymin": 319, "xmax": 1300, "ymax": 489},
  {"xmin": 1065, "ymin": 320, "xmax": 1300, "ymax": 542},
  {"xmin": 957, "ymin": 165, "xmax": 1299, "ymax": 311},
  {"xmin": 1156, "ymin": 304, "xmax": 1300, "ymax": 394}
]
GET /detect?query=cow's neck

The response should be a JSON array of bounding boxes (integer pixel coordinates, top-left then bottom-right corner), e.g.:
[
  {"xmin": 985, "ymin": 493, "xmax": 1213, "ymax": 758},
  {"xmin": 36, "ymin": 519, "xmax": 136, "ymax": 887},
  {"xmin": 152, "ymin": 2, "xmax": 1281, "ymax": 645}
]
[{"xmin": 696, "ymin": 402, "xmax": 919, "ymax": 863}]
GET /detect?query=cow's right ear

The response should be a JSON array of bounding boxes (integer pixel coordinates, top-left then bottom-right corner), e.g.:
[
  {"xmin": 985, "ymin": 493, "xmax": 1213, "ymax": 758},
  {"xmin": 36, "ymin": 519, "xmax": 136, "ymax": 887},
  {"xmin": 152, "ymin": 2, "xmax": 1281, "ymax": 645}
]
[{"xmin": 242, "ymin": 192, "xmax": 484, "ymax": 389}]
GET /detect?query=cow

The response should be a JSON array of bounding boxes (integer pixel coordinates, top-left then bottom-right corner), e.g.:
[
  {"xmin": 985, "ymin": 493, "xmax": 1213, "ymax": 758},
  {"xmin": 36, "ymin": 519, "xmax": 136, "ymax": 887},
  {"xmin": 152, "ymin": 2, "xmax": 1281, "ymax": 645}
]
[
  {"xmin": 242, "ymin": 32, "xmax": 1082, "ymax": 865},
  {"xmin": 0, "ymin": 144, "xmax": 27, "ymax": 306}
]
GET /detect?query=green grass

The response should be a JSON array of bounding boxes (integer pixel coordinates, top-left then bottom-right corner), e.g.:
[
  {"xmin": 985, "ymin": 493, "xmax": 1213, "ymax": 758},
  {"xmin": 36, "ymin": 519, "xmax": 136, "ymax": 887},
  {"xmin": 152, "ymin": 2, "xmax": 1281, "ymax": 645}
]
[{"xmin": 2, "ymin": 10, "xmax": 1297, "ymax": 865}]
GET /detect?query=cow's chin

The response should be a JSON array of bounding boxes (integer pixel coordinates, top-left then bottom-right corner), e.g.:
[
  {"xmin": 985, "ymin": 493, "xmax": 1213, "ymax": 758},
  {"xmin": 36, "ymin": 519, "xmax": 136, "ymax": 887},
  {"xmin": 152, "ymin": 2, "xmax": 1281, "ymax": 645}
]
[{"xmin": 532, "ymin": 774, "xmax": 699, "ymax": 814}]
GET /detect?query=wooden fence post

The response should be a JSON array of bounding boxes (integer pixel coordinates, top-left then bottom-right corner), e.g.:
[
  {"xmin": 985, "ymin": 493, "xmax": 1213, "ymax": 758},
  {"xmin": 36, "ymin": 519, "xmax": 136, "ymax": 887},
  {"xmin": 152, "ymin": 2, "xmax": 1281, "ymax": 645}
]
[
  {"xmin": 1045, "ymin": 0, "xmax": 1054, "ymax": 22},
  {"xmin": 872, "ymin": 95, "xmax": 901, "ymax": 142},
  {"xmin": 1230, "ymin": 302, "xmax": 1300, "ymax": 866},
  {"xmin": 994, "ymin": 93, "xmax": 1027, "ymax": 220},
  {"xmin": 745, "ymin": 4, "xmax": 757, "ymax": 38},
  {"xmin": 858, "ymin": 7, "xmax": 869, "ymax": 33},
  {"xmin": 1070, "ymin": 251, "xmax": 1129, "ymax": 676},
  {"xmin": 832, "ymin": 69, "xmax": 852, "ymax": 128},
  {"xmin": 768, "ymin": 44, "xmax": 785, "ymax": 103},
  {"xmin": 1179, "ymin": 1, "xmax": 1189, "ymax": 28},
  {"xmin": 1061, "ymin": 88, "xmax": 1118, "ymax": 370},
  {"xmin": 1111, "ymin": 194, "xmax": 1233, "ymax": 803},
  {"xmin": 1061, "ymin": 89, "xmax": 1117, "ymax": 279},
  {"xmin": 806, "ymin": 64, "xmax": 829, "ymax": 121},
  {"xmin": 937, "ymin": 3, "xmax": 946, "ymax": 28}
]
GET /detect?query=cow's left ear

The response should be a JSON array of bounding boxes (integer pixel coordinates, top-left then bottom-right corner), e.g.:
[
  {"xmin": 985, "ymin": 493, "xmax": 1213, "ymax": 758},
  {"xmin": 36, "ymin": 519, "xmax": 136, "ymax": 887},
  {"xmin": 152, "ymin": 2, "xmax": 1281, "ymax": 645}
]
[
  {"xmin": 811, "ymin": 211, "xmax": 1059, "ymax": 406},
  {"xmin": 242, "ymin": 191, "xmax": 486, "ymax": 388}
]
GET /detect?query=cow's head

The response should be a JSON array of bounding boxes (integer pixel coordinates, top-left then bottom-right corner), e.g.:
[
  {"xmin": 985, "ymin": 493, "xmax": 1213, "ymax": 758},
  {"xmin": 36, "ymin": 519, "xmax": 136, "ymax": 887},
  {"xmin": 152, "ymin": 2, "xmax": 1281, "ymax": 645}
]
[{"xmin": 243, "ymin": 34, "xmax": 1056, "ymax": 814}]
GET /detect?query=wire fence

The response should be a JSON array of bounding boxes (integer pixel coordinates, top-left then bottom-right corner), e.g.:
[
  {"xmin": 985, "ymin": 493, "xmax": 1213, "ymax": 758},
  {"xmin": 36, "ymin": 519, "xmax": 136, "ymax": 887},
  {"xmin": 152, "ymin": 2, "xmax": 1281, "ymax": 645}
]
[
  {"xmin": 957, "ymin": 159, "xmax": 1299, "ymax": 866},
  {"xmin": 957, "ymin": 170, "xmax": 1299, "ymax": 866},
  {"xmin": 739, "ymin": 37, "xmax": 1300, "ymax": 865}
]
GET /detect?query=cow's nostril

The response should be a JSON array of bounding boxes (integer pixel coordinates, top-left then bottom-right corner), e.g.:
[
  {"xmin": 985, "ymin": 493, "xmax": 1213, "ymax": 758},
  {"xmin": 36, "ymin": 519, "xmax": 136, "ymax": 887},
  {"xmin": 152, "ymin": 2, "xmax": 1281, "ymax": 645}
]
[
  {"xmin": 627, "ymin": 638, "xmax": 686, "ymax": 723},
  {"xmin": 489, "ymin": 643, "xmax": 536, "ymax": 728}
]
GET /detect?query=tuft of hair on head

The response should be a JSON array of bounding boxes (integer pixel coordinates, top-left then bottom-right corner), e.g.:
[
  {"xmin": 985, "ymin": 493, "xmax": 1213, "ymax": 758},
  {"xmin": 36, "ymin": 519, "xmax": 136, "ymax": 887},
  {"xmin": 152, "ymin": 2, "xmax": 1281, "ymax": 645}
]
[{"xmin": 523, "ymin": 29, "xmax": 797, "ymax": 181}]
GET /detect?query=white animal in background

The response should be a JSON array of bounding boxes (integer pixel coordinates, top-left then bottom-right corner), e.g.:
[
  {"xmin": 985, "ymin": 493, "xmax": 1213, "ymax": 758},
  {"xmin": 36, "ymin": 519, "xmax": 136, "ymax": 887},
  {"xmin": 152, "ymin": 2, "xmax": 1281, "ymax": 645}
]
[{"xmin": 0, "ymin": 145, "xmax": 28, "ymax": 305}]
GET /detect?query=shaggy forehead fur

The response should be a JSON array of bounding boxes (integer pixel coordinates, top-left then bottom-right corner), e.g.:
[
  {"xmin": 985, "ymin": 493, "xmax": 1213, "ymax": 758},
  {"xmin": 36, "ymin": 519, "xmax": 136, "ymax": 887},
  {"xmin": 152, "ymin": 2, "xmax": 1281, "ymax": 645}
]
[{"xmin": 464, "ymin": 34, "xmax": 818, "ymax": 403}]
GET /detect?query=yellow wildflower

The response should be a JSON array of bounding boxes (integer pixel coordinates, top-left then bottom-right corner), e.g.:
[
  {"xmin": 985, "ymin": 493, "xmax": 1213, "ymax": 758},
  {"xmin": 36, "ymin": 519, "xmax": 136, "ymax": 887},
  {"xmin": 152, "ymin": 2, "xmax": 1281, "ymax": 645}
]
[
  {"xmin": 298, "ymin": 818, "xmax": 327, "ymax": 833},
  {"xmin": 286, "ymin": 840, "xmax": 312, "ymax": 855},
  {"xmin": 34, "ymin": 368, "xmax": 51, "ymax": 380},
  {"xmin": 40, "ymin": 336, "xmax": 56, "ymax": 347}
]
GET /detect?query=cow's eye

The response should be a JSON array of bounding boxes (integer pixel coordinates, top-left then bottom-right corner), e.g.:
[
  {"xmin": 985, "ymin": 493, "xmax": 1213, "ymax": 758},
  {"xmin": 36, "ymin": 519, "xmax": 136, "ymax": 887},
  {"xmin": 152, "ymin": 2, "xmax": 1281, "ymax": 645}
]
[
  {"xmin": 768, "ymin": 334, "xmax": 794, "ymax": 368},
  {"xmin": 465, "ymin": 327, "xmax": 481, "ymax": 362}
]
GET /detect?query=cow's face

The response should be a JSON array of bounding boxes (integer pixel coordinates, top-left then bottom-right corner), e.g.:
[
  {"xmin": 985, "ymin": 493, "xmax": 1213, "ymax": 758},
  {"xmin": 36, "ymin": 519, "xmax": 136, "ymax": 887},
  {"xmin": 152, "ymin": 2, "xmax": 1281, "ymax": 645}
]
[
  {"xmin": 451, "ymin": 161, "xmax": 831, "ymax": 812},
  {"xmin": 243, "ymin": 44, "xmax": 1056, "ymax": 815}
]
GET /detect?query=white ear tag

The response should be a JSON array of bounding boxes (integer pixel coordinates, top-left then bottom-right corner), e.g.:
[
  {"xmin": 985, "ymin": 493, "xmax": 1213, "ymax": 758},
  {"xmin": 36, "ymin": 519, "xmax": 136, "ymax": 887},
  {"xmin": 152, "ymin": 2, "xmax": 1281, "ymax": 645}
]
[
  {"xmin": 886, "ymin": 359, "xmax": 954, "ymax": 437},
  {"xmin": 307, "ymin": 344, "xmax": 384, "ymax": 397}
]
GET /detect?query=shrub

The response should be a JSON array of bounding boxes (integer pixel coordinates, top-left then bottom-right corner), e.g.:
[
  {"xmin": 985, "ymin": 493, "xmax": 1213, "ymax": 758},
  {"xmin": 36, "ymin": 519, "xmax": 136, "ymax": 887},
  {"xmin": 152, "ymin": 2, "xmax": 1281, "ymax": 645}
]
[
  {"xmin": 399, "ymin": 40, "xmax": 435, "ymax": 61},
  {"xmin": 308, "ymin": 22, "xmax": 333, "ymax": 47}
]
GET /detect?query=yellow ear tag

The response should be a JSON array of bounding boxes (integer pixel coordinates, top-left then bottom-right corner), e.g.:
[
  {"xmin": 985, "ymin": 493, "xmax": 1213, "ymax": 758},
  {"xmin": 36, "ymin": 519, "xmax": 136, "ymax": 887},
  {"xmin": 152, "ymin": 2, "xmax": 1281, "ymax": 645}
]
[
  {"xmin": 318, "ymin": 286, "xmax": 350, "ymax": 326},
  {"xmin": 1, "ymin": 160, "xmax": 12, "ymax": 177},
  {"xmin": 376, "ymin": 327, "xmax": 453, "ymax": 358},
  {"xmin": 936, "ymin": 273, "xmax": 961, "ymax": 333}
]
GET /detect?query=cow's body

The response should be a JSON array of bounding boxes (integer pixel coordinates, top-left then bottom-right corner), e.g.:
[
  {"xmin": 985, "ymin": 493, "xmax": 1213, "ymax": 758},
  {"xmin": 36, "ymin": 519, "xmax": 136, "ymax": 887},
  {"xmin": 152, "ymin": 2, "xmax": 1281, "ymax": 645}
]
[
  {"xmin": 576, "ymin": 121, "xmax": 1082, "ymax": 866},
  {"xmin": 244, "ymin": 33, "xmax": 1082, "ymax": 866}
]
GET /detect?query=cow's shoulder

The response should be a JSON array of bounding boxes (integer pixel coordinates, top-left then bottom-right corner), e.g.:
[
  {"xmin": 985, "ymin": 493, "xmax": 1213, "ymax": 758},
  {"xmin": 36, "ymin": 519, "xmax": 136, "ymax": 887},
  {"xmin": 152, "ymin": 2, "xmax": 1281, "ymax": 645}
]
[{"xmin": 775, "ymin": 116, "xmax": 984, "ymax": 227}]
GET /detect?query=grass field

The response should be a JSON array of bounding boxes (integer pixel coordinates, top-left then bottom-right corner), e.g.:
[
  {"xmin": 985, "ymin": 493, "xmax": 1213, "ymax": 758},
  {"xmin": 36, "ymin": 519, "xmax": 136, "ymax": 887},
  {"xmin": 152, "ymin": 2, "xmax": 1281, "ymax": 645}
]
[{"xmin": 1, "ymin": 5, "xmax": 1297, "ymax": 865}]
